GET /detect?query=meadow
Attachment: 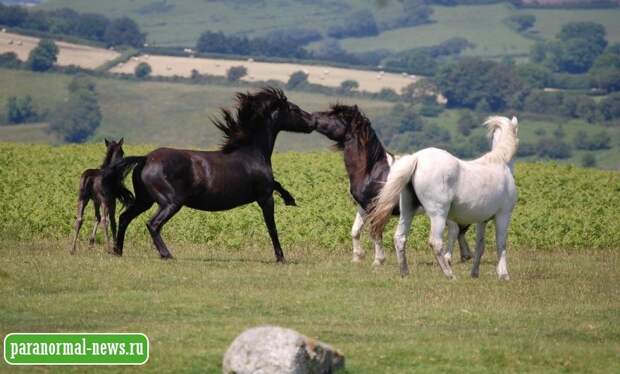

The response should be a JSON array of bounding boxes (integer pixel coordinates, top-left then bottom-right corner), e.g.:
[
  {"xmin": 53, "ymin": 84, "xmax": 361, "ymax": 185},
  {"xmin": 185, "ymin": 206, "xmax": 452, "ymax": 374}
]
[
  {"xmin": 0, "ymin": 143, "xmax": 619, "ymax": 372},
  {"xmin": 38, "ymin": 1, "xmax": 620, "ymax": 58}
]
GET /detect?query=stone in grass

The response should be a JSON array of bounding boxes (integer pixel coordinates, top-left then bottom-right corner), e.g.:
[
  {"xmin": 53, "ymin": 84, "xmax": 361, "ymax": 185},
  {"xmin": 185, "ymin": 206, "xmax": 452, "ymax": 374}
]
[{"xmin": 222, "ymin": 325, "xmax": 345, "ymax": 374}]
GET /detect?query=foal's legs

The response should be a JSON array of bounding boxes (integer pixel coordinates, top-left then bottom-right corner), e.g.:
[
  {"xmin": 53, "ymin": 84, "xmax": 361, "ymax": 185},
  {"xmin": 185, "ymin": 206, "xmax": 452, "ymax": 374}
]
[
  {"xmin": 351, "ymin": 209, "xmax": 365, "ymax": 262},
  {"xmin": 88, "ymin": 202, "xmax": 101, "ymax": 246},
  {"xmin": 146, "ymin": 203, "xmax": 181, "ymax": 259},
  {"xmin": 100, "ymin": 201, "xmax": 113, "ymax": 254},
  {"xmin": 70, "ymin": 198, "xmax": 88, "ymax": 254},
  {"xmin": 258, "ymin": 196, "xmax": 285, "ymax": 263},
  {"xmin": 428, "ymin": 213, "xmax": 455, "ymax": 279},
  {"xmin": 495, "ymin": 213, "xmax": 511, "ymax": 280},
  {"xmin": 471, "ymin": 222, "xmax": 486, "ymax": 278},
  {"xmin": 393, "ymin": 190, "xmax": 415, "ymax": 277}
]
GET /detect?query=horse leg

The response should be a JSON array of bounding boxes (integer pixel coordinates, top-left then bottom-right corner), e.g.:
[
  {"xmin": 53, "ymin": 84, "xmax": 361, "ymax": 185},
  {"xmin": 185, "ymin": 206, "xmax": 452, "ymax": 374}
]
[
  {"xmin": 471, "ymin": 222, "xmax": 486, "ymax": 278},
  {"xmin": 146, "ymin": 203, "xmax": 181, "ymax": 259},
  {"xmin": 444, "ymin": 220, "xmax": 459, "ymax": 265},
  {"xmin": 457, "ymin": 224, "xmax": 472, "ymax": 262},
  {"xmin": 258, "ymin": 196, "xmax": 285, "ymax": 263},
  {"xmin": 351, "ymin": 208, "xmax": 365, "ymax": 262},
  {"xmin": 100, "ymin": 202, "xmax": 113, "ymax": 254},
  {"xmin": 393, "ymin": 189, "xmax": 415, "ymax": 277},
  {"xmin": 273, "ymin": 180, "xmax": 296, "ymax": 206},
  {"xmin": 115, "ymin": 199, "xmax": 153, "ymax": 256},
  {"xmin": 372, "ymin": 230, "xmax": 387, "ymax": 267},
  {"xmin": 109, "ymin": 200, "xmax": 117, "ymax": 242},
  {"xmin": 70, "ymin": 198, "xmax": 88, "ymax": 254},
  {"xmin": 495, "ymin": 213, "xmax": 511, "ymax": 281},
  {"xmin": 428, "ymin": 214, "xmax": 455, "ymax": 279},
  {"xmin": 89, "ymin": 202, "xmax": 101, "ymax": 246}
]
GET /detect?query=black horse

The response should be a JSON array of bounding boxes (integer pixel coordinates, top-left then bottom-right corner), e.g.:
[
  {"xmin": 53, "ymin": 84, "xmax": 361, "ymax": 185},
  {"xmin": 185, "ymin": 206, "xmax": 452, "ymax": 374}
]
[
  {"xmin": 104, "ymin": 88, "xmax": 315, "ymax": 261},
  {"xmin": 312, "ymin": 105, "xmax": 472, "ymax": 265},
  {"xmin": 71, "ymin": 138, "xmax": 131, "ymax": 254}
]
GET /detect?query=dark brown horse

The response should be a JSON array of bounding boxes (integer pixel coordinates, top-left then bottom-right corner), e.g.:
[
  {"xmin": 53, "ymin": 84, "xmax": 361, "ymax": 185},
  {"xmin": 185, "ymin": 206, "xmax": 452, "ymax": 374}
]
[
  {"xmin": 312, "ymin": 105, "xmax": 472, "ymax": 266},
  {"xmin": 71, "ymin": 138, "xmax": 129, "ymax": 254},
  {"xmin": 104, "ymin": 88, "xmax": 315, "ymax": 261}
]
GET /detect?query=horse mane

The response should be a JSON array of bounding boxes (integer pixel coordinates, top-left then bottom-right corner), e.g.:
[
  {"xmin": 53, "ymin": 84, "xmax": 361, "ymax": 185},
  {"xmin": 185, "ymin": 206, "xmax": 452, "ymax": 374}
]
[
  {"xmin": 330, "ymin": 104, "xmax": 387, "ymax": 170},
  {"xmin": 212, "ymin": 87, "xmax": 288, "ymax": 153},
  {"xmin": 475, "ymin": 116, "xmax": 519, "ymax": 165}
]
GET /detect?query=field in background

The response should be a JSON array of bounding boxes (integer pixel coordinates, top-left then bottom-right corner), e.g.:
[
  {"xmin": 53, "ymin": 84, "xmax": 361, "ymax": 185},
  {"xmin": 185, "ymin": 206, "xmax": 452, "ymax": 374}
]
[
  {"xmin": 0, "ymin": 32, "xmax": 118, "ymax": 69},
  {"xmin": 38, "ymin": 1, "xmax": 620, "ymax": 58},
  {"xmin": 111, "ymin": 54, "xmax": 417, "ymax": 93},
  {"xmin": 0, "ymin": 243, "xmax": 617, "ymax": 373},
  {"xmin": 0, "ymin": 68, "xmax": 394, "ymax": 150}
]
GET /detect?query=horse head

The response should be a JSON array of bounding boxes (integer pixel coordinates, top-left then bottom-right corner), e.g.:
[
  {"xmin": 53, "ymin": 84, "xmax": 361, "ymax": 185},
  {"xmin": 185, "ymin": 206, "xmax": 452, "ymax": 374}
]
[{"xmin": 103, "ymin": 138, "xmax": 124, "ymax": 168}]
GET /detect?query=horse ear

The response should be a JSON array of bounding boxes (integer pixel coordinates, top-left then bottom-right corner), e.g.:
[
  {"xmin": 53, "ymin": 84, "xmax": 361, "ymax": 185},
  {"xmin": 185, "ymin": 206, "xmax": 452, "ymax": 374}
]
[
  {"xmin": 105, "ymin": 138, "xmax": 110, "ymax": 146},
  {"xmin": 511, "ymin": 116, "xmax": 518, "ymax": 127},
  {"xmin": 119, "ymin": 138, "xmax": 124, "ymax": 146}
]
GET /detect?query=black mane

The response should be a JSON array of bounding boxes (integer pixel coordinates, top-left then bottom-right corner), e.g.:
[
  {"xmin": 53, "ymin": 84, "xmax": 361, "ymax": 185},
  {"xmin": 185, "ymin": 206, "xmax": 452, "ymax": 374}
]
[
  {"xmin": 212, "ymin": 87, "xmax": 288, "ymax": 153},
  {"xmin": 330, "ymin": 104, "xmax": 387, "ymax": 170}
]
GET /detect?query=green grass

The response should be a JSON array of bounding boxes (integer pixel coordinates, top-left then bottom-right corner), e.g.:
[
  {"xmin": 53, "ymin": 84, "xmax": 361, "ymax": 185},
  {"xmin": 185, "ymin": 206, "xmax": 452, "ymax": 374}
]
[
  {"xmin": 1, "ymin": 144, "xmax": 619, "ymax": 251},
  {"xmin": 0, "ymin": 242, "xmax": 618, "ymax": 373},
  {"xmin": 1, "ymin": 143, "xmax": 619, "ymax": 372}
]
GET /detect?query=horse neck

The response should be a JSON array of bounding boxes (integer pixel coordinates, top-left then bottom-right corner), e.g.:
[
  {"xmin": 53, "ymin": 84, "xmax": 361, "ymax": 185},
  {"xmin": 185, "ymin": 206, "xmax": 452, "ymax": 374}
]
[
  {"xmin": 241, "ymin": 126, "xmax": 278, "ymax": 163},
  {"xmin": 100, "ymin": 151, "xmax": 115, "ymax": 168},
  {"xmin": 343, "ymin": 136, "xmax": 389, "ymax": 202}
]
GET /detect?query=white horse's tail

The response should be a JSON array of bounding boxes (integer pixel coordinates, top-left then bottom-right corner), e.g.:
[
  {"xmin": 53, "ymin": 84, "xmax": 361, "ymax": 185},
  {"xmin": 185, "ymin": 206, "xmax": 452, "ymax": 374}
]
[{"xmin": 368, "ymin": 154, "xmax": 418, "ymax": 238}]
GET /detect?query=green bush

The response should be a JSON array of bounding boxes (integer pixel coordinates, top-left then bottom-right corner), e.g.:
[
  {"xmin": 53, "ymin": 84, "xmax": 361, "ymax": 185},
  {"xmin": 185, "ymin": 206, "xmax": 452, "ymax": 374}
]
[
  {"xmin": 27, "ymin": 39, "xmax": 58, "ymax": 72},
  {"xmin": 134, "ymin": 62, "xmax": 152, "ymax": 79}
]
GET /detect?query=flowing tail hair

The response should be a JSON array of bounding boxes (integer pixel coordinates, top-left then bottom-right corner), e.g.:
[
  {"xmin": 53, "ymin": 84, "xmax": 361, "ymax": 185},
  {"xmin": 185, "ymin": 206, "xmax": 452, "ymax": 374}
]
[
  {"xmin": 367, "ymin": 154, "xmax": 419, "ymax": 239},
  {"xmin": 102, "ymin": 156, "xmax": 146, "ymax": 208}
]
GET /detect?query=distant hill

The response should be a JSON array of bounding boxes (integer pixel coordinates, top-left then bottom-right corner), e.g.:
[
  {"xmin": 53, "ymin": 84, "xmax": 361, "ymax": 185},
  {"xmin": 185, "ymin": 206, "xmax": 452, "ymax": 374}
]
[{"xmin": 38, "ymin": 1, "xmax": 620, "ymax": 58}]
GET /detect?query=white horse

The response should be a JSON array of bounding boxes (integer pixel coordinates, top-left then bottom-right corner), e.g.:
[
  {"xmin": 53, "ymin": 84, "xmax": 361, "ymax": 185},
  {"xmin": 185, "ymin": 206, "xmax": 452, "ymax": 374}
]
[{"xmin": 368, "ymin": 116, "xmax": 519, "ymax": 280}]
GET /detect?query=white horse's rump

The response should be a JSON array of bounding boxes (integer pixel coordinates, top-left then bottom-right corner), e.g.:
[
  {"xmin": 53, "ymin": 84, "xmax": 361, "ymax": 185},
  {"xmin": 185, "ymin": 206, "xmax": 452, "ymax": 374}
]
[{"xmin": 368, "ymin": 116, "xmax": 519, "ymax": 280}]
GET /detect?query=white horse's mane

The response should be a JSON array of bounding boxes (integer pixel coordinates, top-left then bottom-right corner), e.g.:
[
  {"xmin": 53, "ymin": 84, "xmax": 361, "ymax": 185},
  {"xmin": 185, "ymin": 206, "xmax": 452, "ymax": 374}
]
[{"xmin": 474, "ymin": 116, "xmax": 519, "ymax": 165}]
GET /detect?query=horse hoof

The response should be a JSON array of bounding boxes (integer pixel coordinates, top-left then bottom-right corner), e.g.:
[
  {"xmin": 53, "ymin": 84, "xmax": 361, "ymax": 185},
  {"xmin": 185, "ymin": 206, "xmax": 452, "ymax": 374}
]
[
  {"xmin": 161, "ymin": 254, "xmax": 174, "ymax": 260},
  {"xmin": 471, "ymin": 272, "xmax": 479, "ymax": 278},
  {"xmin": 400, "ymin": 268, "xmax": 410, "ymax": 277},
  {"xmin": 461, "ymin": 254, "xmax": 472, "ymax": 262},
  {"xmin": 372, "ymin": 258, "xmax": 386, "ymax": 267},
  {"xmin": 109, "ymin": 251, "xmax": 122, "ymax": 257},
  {"xmin": 499, "ymin": 274, "xmax": 510, "ymax": 281},
  {"xmin": 276, "ymin": 257, "xmax": 286, "ymax": 264}
]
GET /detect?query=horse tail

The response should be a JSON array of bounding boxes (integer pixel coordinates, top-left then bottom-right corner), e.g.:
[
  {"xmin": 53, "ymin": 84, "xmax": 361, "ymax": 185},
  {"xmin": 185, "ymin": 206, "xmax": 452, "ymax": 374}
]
[
  {"xmin": 368, "ymin": 154, "xmax": 418, "ymax": 239},
  {"xmin": 102, "ymin": 156, "xmax": 146, "ymax": 208}
]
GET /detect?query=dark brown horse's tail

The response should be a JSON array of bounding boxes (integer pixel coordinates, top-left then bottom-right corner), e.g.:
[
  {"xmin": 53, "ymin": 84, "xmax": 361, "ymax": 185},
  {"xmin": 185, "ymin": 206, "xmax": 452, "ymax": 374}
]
[{"xmin": 102, "ymin": 156, "xmax": 146, "ymax": 208}]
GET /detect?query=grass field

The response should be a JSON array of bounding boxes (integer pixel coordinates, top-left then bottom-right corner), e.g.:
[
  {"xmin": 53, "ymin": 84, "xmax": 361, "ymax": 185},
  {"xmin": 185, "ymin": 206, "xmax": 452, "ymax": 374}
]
[
  {"xmin": 0, "ymin": 68, "xmax": 394, "ymax": 149},
  {"xmin": 0, "ymin": 145, "xmax": 619, "ymax": 372},
  {"xmin": 111, "ymin": 54, "xmax": 418, "ymax": 93},
  {"xmin": 1, "ymin": 242, "xmax": 618, "ymax": 373},
  {"xmin": 38, "ymin": 1, "xmax": 620, "ymax": 59},
  {"xmin": 0, "ymin": 32, "xmax": 119, "ymax": 69}
]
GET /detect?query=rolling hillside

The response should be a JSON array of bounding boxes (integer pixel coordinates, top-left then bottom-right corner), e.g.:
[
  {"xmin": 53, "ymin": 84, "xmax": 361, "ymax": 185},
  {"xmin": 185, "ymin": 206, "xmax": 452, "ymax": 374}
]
[{"xmin": 38, "ymin": 1, "xmax": 620, "ymax": 58}]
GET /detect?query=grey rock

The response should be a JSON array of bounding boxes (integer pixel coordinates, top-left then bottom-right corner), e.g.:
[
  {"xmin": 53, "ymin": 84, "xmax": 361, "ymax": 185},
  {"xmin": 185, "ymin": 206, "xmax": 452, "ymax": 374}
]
[{"xmin": 222, "ymin": 325, "xmax": 345, "ymax": 374}]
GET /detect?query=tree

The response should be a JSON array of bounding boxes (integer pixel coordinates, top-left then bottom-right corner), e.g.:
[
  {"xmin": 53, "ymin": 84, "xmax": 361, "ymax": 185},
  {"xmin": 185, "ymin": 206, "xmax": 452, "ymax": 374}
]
[
  {"xmin": 435, "ymin": 57, "xmax": 526, "ymax": 111},
  {"xmin": 6, "ymin": 96, "xmax": 36, "ymax": 124},
  {"xmin": 506, "ymin": 14, "xmax": 536, "ymax": 32},
  {"xmin": 286, "ymin": 71, "xmax": 309, "ymax": 89},
  {"xmin": 536, "ymin": 138, "xmax": 572, "ymax": 159},
  {"xmin": 599, "ymin": 92, "xmax": 620, "ymax": 120},
  {"xmin": 581, "ymin": 153, "xmax": 597, "ymax": 168},
  {"xmin": 226, "ymin": 66, "xmax": 247, "ymax": 82},
  {"xmin": 515, "ymin": 63, "xmax": 553, "ymax": 89},
  {"xmin": 0, "ymin": 52, "xmax": 21, "ymax": 69},
  {"xmin": 50, "ymin": 76, "xmax": 101, "ymax": 142},
  {"xmin": 134, "ymin": 62, "xmax": 152, "ymax": 78},
  {"xmin": 340, "ymin": 80, "xmax": 359, "ymax": 93},
  {"xmin": 27, "ymin": 39, "xmax": 59, "ymax": 72},
  {"xmin": 76, "ymin": 13, "xmax": 110, "ymax": 42},
  {"xmin": 558, "ymin": 22, "xmax": 607, "ymax": 51},
  {"xmin": 457, "ymin": 111, "xmax": 477, "ymax": 136},
  {"xmin": 327, "ymin": 9, "xmax": 378, "ymax": 38},
  {"xmin": 104, "ymin": 17, "xmax": 145, "ymax": 47}
]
